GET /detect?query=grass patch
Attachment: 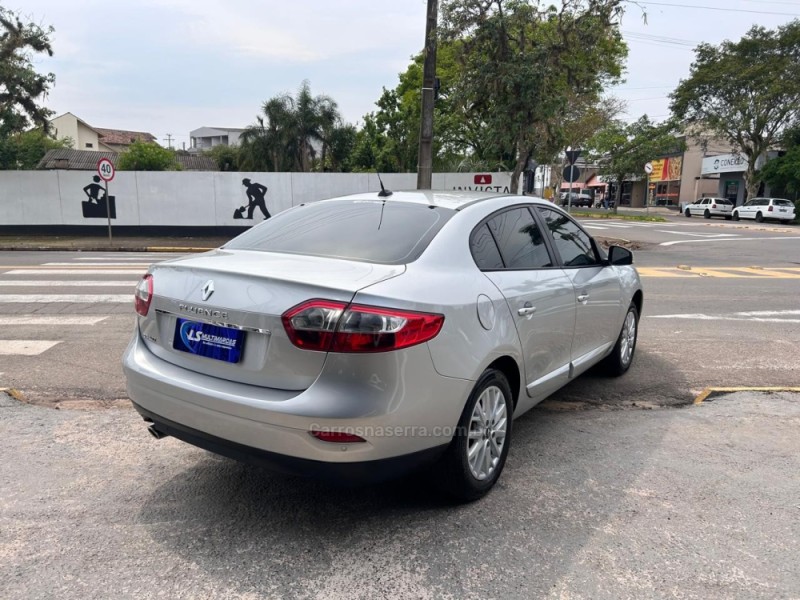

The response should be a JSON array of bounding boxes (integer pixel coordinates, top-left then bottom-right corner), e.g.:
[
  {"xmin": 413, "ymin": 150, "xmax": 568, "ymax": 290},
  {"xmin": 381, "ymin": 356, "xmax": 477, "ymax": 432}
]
[{"xmin": 570, "ymin": 212, "xmax": 668, "ymax": 222}]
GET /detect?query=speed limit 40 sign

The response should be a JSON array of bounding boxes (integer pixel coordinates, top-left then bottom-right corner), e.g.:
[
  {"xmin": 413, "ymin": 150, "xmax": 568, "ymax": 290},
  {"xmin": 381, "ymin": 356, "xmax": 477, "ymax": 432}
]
[{"xmin": 97, "ymin": 157, "xmax": 115, "ymax": 182}]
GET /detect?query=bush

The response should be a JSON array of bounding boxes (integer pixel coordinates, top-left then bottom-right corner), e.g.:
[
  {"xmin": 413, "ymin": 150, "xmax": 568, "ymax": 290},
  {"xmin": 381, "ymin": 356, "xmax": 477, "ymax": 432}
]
[{"xmin": 117, "ymin": 141, "xmax": 180, "ymax": 171}]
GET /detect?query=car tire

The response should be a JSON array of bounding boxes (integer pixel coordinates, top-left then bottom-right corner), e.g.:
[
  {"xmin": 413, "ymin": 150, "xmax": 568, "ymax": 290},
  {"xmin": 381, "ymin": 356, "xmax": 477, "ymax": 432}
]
[
  {"xmin": 598, "ymin": 303, "xmax": 639, "ymax": 377},
  {"xmin": 781, "ymin": 220, "xmax": 792, "ymax": 224},
  {"xmin": 433, "ymin": 369, "xmax": 513, "ymax": 503},
  {"xmin": 684, "ymin": 208, "xmax": 691, "ymax": 217},
  {"xmin": 755, "ymin": 212, "xmax": 764, "ymax": 223},
  {"xmin": 733, "ymin": 211, "xmax": 740, "ymax": 221},
  {"xmin": 725, "ymin": 215, "xmax": 732, "ymax": 220},
  {"xmin": 704, "ymin": 209, "xmax": 711, "ymax": 219}
]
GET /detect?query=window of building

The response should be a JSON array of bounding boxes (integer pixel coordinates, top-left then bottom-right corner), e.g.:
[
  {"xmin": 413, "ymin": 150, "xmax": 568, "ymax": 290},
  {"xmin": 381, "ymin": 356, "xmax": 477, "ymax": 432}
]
[{"xmin": 85, "ymin": 142, "xmax": 93, "ymax": 148}]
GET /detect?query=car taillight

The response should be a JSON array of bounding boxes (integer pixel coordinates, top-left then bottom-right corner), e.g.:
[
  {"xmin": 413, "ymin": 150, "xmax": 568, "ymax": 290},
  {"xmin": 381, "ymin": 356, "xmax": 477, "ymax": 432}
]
[
  {"xmin": 282, "ymin": 300, "xmax": 444, "ymax": 353},
  {"xmin": 711, "ymin": 203, "xmax": 717, "ymax": 208},
  {"xmin": 134, "ymin": 274, "xmax": 153, "ymax": 316},
  {"xmin": 768, "ymin": 205, "xmax": 773, "ymax": 212}
]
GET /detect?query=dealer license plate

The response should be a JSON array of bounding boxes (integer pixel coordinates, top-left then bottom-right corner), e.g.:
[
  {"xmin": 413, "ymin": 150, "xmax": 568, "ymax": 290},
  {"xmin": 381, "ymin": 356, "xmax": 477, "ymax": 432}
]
[{"xmin": 173, "ymin": 319, "xmax": 245, "ymax": 363}]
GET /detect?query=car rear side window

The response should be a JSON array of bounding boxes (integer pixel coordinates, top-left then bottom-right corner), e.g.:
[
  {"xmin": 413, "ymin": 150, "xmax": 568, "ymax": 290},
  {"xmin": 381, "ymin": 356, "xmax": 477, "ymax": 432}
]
[
  {"xmin": 485, "ymin": 207, "xmax": 553, "ymax": 269},
  {"xmin": 224, "ymin": 200, "xmax": 455, "ymax": 265},
  {"xmin": 537, "ymin": 207, "xmax": 598, "ymax": 267},
  {"xmin": 470, "ymin": 223, "xmax": 505, "ymax": 270}
]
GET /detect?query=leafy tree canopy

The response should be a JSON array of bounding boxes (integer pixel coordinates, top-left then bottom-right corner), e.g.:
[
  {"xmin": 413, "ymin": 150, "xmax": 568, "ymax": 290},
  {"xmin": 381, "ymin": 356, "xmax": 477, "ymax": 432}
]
[
  {"xmin": 239, "ymin": 80, "xmax": 345, "ymax": 172},
  {"xmin": 0, "ymin": 128, "xmax": 70, "ymax": 169},
  {"xmin": 671, "ymin": 21, "xmax": 800, "ymax": 199},
  {"xmin": 440, "ymin": 0, "xmax": 629, "ymax": 191},
  {"xmin": 586, "ymin": 115, "xmax": 685, "ymax": 205},
  {"xmin": 117, "ymin": 141, "xmax": 180, "ymax": 171},
  {"xmin": 760, "ymin": 124, "xmax": 800, "ymax": 199},
  {"xmin": 0, "ymin": 6, "xmax": 55, "ymax": 137}
]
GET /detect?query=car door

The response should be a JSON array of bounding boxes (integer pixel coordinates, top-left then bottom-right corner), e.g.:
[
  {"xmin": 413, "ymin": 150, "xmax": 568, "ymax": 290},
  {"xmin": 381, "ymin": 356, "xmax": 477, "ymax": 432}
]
[
  {"xmin": 741, "ymin": 199, "xmax": 757, "ymax": 218},
  {"xmin": 536, "ymin": 207, "xmax": 622, "ymax": 375},
  {"xmin": 694, "ymin": 198, "xmax": 708, "ymax": 215},
  {"xmin": 474, "ymin": 206, "xmax": 576, "ymax": 404}
]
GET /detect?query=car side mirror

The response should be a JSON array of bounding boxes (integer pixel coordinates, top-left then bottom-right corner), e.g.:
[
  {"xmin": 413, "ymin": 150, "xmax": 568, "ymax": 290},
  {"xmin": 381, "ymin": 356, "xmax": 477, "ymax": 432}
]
[{"xmin": 607, "ymin": 245, "xmax": 633, "ymax": 266}]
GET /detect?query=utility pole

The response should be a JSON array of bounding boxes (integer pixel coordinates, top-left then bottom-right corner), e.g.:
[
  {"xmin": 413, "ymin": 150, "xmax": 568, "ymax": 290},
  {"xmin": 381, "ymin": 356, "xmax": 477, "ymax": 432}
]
[
  {"xmin": 165, "ymin": 134, "xmax": 173, "ymax": 149},
  {"xmin": 416, "ymin": 0, "xmax": 438, "ymax": 190}
]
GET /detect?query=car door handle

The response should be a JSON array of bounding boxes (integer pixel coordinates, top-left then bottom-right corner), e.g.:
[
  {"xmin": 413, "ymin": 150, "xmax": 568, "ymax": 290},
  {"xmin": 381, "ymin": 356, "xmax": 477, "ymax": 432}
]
[
  {"xmin": 517, "ymin": 306, "xmax": 536, "ymax": 317},
  {"xmin": 577, "ymin": 293, "xmax": 590, "ymax": 303}
]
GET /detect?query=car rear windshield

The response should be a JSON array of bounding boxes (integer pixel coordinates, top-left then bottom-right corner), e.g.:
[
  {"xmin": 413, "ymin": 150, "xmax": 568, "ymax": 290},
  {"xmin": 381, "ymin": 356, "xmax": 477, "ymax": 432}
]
[
  {"xmin": 224, "ymin": 199, "xmax": 455, "ymax": 264},
  {"xmin": 717, "ymin": 199, "xmax": 732, "ymax": 205},
  {"xmin": 773, "ymin": 199, "xmax": 793, "ymax": 206}
]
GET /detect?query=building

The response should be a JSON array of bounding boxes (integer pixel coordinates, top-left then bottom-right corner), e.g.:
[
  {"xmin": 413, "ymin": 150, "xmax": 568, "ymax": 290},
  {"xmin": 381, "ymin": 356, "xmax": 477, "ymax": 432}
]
[
  {"xmin": 93, "ymin": 128, "xmax": 157, "ymax": 152},
  {"xmin": 699, "ymin": 151, "xmax": 779, "ymax": 206},
  {"xmin": 36, "ymin": 149, "xmax": 217, "ymax": 171},
  {"xmin": 49, "ymin": 113, "xmax": 157, "ymax": 152},
  {"xmin": 189, "ymin": 127, "xmax": 246, "ymax": 152}
]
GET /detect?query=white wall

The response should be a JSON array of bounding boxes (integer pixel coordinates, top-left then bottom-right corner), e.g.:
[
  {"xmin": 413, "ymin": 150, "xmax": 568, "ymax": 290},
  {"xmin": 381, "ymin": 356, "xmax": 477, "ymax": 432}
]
[{"xmin": 0, "ymin": 171, "xmax": 513, "ymax": 226}]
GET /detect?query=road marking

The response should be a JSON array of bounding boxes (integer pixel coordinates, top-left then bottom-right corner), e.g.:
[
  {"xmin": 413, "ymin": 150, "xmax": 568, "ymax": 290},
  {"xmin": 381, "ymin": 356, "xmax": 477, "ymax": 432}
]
[
  {"xmin": 661, "ymin": 236, "xmax": 800, "ymax": 246},
  {"xmin": 43, "ymin": 262, "xmax": 152, "ymax": 267},
  {"xmin": 2, "ymin": 269, "xmax": 146, "ymax": 276},
  {"xmin": 73, "ymin": 256, "xmax": 169, "ymax": 261},
  {"xmin": 0, "ymin": 294, "xmax": 130, "ymax": 303},
  {"xmin": 694, "ymin": 387, "xmax": 800, "ymax": 404},
  {"xmin": 656, "ymin": 230, "xmax": 739, "ymax": 238},
  {"xmin": 0, "ymin": 280, "xmax": 137, "ymax": 287},
  {"xmin": 637, "ymin": 267, "xmax": 800, "ymax": 279},
  {"xmin": 0, "ymin": 340, "xmax": 61, "ymax": 355},
  {"xmin": 734, "ymin": 310, "xmax": 800, "ymax": 317},
  {"xmin": 649, "ymin": 312, "xmax": 800, "ymax": 323},
  {"xmin": 0, "ymin": 316, "xmax": 109, "ymax": 325},
  {"xmin": 724, "ymin": 267, "xmax": 800, "ymax": 279}
]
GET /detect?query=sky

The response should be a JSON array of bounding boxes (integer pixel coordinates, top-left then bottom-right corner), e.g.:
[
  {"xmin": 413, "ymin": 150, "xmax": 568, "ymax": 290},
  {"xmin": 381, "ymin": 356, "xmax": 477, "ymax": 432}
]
[{"xmin": 17, "ymin": 0, "xmax": 800, "ymax": 149}]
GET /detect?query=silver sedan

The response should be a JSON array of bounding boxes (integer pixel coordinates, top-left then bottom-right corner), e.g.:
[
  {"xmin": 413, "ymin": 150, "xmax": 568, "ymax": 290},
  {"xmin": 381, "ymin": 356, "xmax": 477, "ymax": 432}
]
[{"xmin": 123, "ymin": 191, "xmax": 643, "ymax": 501}]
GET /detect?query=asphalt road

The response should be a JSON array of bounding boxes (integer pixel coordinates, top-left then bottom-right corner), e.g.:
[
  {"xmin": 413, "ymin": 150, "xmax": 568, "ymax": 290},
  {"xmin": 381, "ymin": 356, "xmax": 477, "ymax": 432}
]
[{"xmin": 1, "ymin": 219, "xmax": 799, "ymax": 599}]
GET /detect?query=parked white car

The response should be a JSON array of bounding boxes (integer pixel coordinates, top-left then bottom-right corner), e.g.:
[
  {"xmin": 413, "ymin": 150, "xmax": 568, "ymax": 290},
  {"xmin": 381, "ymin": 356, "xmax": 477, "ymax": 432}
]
[
  {"xmin": 683, "ymin": 197, "xmax": 733, "ymax": 219},
  {"xmin": 732, "ymin": 198, "xmax": 796, "ymax": 224}
]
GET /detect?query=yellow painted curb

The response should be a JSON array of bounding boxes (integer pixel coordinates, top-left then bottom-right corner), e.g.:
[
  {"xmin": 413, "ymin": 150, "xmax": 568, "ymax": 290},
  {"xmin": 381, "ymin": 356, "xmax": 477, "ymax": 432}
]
[
  {"xmin": 0, "ymin": 388, "xmax": 25, "ymax": 402},
  {"xmin": 694, "ymin": 386, "xmax": 800, "ymax": 404},
  {"xmin": 145, "ymin": 246, "xmax": 214, "ymax": 253}
]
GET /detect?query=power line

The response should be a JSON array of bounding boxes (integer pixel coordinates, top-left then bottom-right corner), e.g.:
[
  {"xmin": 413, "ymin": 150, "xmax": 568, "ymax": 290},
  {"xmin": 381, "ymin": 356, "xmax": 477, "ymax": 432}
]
[{"xmin": 637, "ymin": 1, "xmax": 800, "ymax": 16}]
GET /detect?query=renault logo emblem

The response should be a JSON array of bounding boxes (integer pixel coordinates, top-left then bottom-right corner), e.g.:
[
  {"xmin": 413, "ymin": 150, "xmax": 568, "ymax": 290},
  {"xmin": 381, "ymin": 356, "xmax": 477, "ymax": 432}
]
[{"xmin": 201, "ymin": 280, "xmax": 215, "ymax": 301}]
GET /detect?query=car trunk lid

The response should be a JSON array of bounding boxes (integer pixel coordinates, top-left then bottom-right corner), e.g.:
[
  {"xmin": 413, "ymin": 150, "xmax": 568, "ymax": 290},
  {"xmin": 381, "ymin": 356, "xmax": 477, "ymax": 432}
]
[{"xmin": 138, "ymin": 249, "xmax": 405, "ymax": 390}]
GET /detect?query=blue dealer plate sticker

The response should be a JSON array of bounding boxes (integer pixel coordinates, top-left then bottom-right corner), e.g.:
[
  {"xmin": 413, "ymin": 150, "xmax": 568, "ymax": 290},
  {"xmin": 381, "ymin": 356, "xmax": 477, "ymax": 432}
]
[{"xmin": 173, "ymin": 319, "xmax": 245, "ymax": 363}]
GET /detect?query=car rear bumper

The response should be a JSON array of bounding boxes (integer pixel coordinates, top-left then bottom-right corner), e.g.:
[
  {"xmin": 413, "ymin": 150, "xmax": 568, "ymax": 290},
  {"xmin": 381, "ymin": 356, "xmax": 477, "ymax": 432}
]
[
  {"xmin": 133, "ymin": 401, "xmax": 447, "ymax": 483},
  {"xmin": 123, "ymin": 328, "xmax": 471, "ymax": 466}
]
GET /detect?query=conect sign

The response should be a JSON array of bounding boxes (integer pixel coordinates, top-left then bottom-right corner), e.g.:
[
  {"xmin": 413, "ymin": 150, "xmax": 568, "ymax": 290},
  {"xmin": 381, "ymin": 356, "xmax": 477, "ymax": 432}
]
[{"xmin": 701, "ymin": 153, "xmax": 746, "ymax": 175}]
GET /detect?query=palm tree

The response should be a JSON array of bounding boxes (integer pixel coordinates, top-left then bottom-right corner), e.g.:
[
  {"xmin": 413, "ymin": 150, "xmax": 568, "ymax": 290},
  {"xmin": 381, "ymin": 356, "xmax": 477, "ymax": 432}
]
[{"xmin": 239, "ymin": 81, "xmax": 343, "ymax": 172}]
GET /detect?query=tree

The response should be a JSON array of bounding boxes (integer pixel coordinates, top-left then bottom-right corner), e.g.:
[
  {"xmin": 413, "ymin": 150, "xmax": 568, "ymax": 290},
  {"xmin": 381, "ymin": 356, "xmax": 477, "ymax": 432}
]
[
  {"xmin": 117, "ymin": 141, "xmax": 180, "ymax": 171},
  {"xmin": 206, "ymin": 144, "xmax": 240, "ymax": 171},
  {"xmin": 671, "ymin": 22, "xmax": 800, "ymax": 201},
  {"xmin": 760, "ymin": 125, "xmax": 800, "ymax": 199},
  {"xmin": 0, "ymin": 7, "xmax": 55, "ymax": 136},
  {"xmin": 586, "ymin": 115, "xmax": 684, "ymax": 209},
  {"xmin": 440, "ymin": 0, "xmax": 628, "ymax": 192},
  {"xmin": 0, "ymin": 128, "xmax": 70, "ymax": 169},
  {"xmin": 239, "ymin": 81, "xmax": 344, "ymax": 172}
]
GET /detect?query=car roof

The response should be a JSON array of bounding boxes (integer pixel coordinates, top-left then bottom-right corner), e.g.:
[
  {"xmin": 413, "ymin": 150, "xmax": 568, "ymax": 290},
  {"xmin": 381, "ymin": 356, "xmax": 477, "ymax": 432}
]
[{"xmin": 326, "ymin": 190, "xmax": 506, "ymax": 210}]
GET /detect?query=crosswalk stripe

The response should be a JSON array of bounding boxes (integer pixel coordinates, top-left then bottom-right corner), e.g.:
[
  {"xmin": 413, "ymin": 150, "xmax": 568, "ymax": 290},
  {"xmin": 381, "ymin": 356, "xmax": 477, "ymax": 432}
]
[
  {"xmin": 0, "ymin": 294, "xmax": 130, "ymax": 303},
  {"xmin": 0, "ymin": 280, "xmax": 137, "ymax": 287},
  {"xmin": 43, "ymin": 262, "xmax": 152, "ymax": 267},
  {"xmin": 0, "ymin": 340, "xmax": 61, "ymax": 356},
  {"xmin": 0, "ymin": 316, "xmax": 108, "ymax": 325},
  {"xmin": 2, "ymin": 269, "xmax": 145, "ymax": 276}
]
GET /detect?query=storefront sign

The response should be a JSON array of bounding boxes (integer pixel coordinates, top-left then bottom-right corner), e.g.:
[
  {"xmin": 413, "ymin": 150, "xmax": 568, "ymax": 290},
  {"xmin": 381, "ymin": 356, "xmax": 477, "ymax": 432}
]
[
  {"xmin": 647, "ymin": 156, "xmax": 683, "ymax": 182},
  {"xmin": 701, "ymin": 153, "xmax": 747, "ymax": 175}
]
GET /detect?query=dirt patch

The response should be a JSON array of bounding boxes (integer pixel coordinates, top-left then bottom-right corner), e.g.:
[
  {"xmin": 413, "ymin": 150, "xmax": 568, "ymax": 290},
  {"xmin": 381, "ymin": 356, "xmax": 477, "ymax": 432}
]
[{"xmin": 594, "ymin": 237, "xmax": 650, "ymax": 251}]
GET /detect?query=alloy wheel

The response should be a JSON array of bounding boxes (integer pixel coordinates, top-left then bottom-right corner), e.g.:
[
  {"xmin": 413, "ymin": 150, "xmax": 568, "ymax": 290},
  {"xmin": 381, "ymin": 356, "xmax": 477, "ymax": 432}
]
[
  {"xmin": 467, "ymin": 385, "xmax": 508, "ymax": 481},
  {"xmin": 620, "ymin": 309, "xmax": 637, "ymax": 367}
]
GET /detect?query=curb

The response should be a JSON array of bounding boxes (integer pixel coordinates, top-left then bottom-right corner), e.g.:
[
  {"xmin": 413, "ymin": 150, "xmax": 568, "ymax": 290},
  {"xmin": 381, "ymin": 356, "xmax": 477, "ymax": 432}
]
[{"xmin": 694, "ymin": 386, "xmax": 800, "ymax": 404}]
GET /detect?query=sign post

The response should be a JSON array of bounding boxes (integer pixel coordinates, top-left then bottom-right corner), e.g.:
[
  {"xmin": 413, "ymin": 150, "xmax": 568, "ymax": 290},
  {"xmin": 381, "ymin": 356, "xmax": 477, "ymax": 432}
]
[
  {"xmin": 96, "ymin": 158, "xmax": 116, "ymax": 245},
  {"xmin": 563, "ymin": 149, "xmax": 582, "ymax": 213},
  {"xmin": 644, "ymin": 162, "xmax": 654, "ymax": 216}
]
